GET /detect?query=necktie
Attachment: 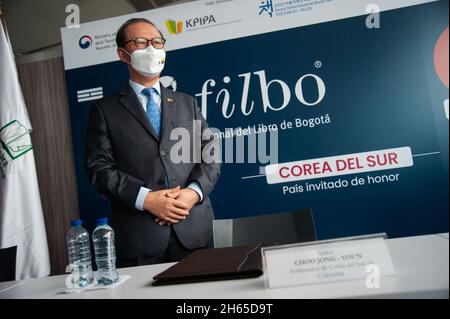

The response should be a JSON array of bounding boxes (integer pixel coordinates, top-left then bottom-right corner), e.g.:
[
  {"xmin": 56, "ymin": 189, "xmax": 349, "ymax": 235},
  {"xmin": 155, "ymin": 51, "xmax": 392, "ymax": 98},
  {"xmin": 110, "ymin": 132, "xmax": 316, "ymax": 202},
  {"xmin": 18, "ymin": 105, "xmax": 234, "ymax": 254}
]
[
  {"xmin": 142, "ymin": 87, "xmax": 161, "ymax": 137},
  {"xmin": 142, "ymin": 87, "xmax": 168, "ymax": 187}
]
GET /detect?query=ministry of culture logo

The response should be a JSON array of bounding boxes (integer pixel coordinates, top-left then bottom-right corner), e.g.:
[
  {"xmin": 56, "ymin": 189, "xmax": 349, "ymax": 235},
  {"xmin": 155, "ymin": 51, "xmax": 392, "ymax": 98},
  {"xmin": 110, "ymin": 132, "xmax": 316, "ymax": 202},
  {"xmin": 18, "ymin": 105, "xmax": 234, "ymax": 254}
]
[
  {"xmin": 165, "ymin": 20, "xmax": 183, "ymax": 35},
  {"xmin": 79, "ymin": 35, "xmax": 92, "ymax": 49},
  {"xmin": 258, "ymin": 0, "xmax": 274, "ymax": 18}
]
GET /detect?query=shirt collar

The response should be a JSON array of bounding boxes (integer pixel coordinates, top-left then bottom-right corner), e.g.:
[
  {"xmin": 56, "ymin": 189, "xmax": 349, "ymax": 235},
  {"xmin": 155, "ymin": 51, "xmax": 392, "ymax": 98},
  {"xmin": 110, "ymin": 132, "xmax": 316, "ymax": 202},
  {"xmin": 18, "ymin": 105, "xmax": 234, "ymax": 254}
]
[{"xmin": 129, "ymin": 79, "xmax": 161, "ymax": 97}]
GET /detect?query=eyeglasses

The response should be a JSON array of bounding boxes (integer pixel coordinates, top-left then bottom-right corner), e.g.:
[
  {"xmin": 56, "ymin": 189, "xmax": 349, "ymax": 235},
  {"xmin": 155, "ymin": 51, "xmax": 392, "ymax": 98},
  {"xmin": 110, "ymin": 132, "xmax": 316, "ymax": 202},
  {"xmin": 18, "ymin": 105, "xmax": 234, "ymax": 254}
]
[{"xmin": 123, "ymin": 37, "xmax": 166, "ymax": 49}]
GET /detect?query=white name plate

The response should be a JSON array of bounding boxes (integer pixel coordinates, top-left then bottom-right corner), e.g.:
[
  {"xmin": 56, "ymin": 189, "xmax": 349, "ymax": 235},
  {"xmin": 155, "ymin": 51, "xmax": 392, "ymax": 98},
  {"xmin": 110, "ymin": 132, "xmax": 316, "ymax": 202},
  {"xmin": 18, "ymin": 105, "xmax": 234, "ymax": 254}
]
[{"xmin": 262, "ymin": 235, "xmax": 396, "ymax": 289}]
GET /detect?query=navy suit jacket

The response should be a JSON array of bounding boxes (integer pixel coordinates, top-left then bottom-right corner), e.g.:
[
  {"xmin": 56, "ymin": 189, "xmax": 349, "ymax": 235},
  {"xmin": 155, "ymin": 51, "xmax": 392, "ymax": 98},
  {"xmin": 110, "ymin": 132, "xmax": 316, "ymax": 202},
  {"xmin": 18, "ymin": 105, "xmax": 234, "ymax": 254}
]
[{"xmin": 85, "ymin": 84, "xmax": 221, "ymax": 259}]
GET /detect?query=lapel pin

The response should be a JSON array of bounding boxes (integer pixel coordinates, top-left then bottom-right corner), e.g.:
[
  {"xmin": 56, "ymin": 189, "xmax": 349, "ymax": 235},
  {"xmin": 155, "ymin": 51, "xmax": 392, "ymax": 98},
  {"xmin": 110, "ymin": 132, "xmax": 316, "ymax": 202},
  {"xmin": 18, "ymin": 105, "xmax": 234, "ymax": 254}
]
[{"xmin": 166, "ymin": 97, "xmax": 174, "ymax": 103}]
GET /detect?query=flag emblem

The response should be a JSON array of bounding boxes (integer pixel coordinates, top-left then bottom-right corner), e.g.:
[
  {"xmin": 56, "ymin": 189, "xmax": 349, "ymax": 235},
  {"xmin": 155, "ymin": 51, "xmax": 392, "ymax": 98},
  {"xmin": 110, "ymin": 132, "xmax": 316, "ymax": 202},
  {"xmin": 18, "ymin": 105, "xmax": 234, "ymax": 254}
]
[{"xmin": 77, "ymin": 87, "xmax": 103, "ymax": 102}]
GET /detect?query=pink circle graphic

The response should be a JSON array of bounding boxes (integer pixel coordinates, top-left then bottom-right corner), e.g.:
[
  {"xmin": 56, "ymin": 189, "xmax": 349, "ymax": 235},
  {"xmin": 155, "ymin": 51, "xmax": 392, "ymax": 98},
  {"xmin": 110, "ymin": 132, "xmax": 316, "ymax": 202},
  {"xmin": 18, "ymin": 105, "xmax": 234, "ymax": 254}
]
[{"xmin": 434, "ymin": 27, "xmax": 449, "ymax": 88}]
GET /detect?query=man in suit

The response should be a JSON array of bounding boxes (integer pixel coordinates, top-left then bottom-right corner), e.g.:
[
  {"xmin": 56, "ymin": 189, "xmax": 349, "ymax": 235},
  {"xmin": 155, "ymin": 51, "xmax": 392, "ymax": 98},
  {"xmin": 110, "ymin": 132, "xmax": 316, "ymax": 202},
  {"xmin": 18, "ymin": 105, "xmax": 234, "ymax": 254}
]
[{"xmin": 85, "ymin": 18, "xmax": 221, "ymax": 267}]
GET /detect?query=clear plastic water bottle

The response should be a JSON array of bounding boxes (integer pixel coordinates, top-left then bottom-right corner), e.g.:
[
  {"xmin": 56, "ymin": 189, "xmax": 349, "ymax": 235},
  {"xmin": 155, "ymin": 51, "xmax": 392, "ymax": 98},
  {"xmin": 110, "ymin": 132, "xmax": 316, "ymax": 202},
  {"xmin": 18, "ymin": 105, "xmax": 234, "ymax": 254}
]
[
  {"xmin": 93, "ymin": 218, "xmax": 119, "ymax": 285},
  {"xmin": 66, "ymin": 219, "xmax": 94, "ymax": 288}
]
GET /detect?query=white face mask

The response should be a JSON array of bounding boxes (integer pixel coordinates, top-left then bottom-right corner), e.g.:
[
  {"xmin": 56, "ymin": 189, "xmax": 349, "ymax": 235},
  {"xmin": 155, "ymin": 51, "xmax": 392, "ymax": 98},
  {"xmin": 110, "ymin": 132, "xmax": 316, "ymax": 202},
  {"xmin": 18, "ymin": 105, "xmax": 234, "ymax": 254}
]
[{"xmin": 122, "ymin": 46, "xmax": 166, "ymax": 77}]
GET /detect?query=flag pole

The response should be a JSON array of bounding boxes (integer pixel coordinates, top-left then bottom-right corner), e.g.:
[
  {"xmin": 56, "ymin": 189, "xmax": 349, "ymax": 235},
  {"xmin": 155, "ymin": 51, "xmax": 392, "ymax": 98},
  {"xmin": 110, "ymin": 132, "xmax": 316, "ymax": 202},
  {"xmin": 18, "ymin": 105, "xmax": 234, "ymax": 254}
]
[{"xmin": 0, "ymin": 5, "xmax": 7, "ymax": 33}]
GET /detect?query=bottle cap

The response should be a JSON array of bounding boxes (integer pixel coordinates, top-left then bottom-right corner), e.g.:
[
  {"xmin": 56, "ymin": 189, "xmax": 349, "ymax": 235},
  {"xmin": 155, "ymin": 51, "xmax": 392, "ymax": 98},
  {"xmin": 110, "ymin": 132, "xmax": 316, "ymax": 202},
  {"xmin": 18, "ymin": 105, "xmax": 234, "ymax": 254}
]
[
  {"xmin": 70, "ymin": 219, "xmax": 82, "ymax": 227},
  {"xmin": 96, "ymin": 217, "xmax": 109, "ymax": 225}
]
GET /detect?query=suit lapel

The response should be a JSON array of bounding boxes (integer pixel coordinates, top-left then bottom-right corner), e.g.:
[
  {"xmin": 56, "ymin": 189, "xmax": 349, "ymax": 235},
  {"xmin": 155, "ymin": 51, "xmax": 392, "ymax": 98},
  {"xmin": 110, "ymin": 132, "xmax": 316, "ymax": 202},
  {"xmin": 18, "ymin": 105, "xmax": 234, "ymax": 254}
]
[
  {"xmin": 119, "ymin": 85, "xmax": 160, "ymax": 142},
  {"xmin": 160, "ymin": 86, "xmax": 176, "ymax": 142}
]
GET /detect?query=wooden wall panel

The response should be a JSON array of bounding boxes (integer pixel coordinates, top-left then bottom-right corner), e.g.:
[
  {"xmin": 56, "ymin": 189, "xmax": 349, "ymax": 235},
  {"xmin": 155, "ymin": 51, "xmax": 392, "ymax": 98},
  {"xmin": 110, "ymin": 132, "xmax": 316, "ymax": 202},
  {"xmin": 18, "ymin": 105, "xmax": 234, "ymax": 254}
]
[{"xmin": 17, "ymin": 57, "xmax": 80, "ymax": 275}]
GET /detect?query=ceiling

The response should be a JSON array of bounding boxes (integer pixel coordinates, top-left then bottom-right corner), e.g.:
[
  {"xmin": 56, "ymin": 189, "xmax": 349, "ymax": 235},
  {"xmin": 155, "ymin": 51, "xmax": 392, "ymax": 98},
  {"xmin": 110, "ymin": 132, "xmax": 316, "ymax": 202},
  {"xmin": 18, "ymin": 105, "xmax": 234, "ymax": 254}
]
[
  {"xmin": 2, "ymin": 0, "xmax": 194, "ymax": 55},
  {"xmin": 128, "ymin": 0, "xmax": 194, "ymax": 11}
]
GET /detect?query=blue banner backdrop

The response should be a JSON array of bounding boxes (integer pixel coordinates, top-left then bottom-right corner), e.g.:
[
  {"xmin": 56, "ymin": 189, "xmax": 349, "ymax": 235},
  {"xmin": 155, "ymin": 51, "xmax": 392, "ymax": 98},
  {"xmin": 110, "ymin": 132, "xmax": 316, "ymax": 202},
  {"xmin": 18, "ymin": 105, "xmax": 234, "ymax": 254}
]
[{"xmin": 64, "ymin": 1, "xmax": 449, "ymax": 239}]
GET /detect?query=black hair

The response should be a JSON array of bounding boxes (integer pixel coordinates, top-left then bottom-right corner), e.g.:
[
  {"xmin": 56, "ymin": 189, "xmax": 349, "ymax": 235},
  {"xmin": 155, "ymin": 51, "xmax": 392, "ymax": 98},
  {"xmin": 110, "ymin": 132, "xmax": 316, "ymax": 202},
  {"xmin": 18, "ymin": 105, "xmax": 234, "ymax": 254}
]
[{"xmin": 116, "ymin": 18, "xmax": 163, "ymax": 47}]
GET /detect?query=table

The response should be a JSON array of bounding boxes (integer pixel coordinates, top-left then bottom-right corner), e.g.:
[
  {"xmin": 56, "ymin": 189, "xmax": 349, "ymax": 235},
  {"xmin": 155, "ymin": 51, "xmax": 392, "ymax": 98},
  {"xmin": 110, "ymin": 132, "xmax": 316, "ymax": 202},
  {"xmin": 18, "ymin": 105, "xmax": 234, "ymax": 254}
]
[{"xmin": 0, "ymin": 233, "xmax": 448, "ymax": 299}]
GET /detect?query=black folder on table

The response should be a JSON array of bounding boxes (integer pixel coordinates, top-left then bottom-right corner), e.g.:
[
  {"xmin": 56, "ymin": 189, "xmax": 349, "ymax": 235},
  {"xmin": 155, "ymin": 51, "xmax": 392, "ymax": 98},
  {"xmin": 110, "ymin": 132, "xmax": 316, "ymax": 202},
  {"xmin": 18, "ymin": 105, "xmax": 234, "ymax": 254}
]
[{"xmin": 152, "ymin": 244, "xmax": 263, "ymax": 286}]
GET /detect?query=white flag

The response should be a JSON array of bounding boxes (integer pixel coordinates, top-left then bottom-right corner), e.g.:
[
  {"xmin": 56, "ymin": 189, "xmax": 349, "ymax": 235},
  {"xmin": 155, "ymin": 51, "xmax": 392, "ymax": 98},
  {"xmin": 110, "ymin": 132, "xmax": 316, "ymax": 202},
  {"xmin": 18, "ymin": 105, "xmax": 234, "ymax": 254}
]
[{"xmin": 0, "ymin": 22, "xmax": 50, "ymax": 279}]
